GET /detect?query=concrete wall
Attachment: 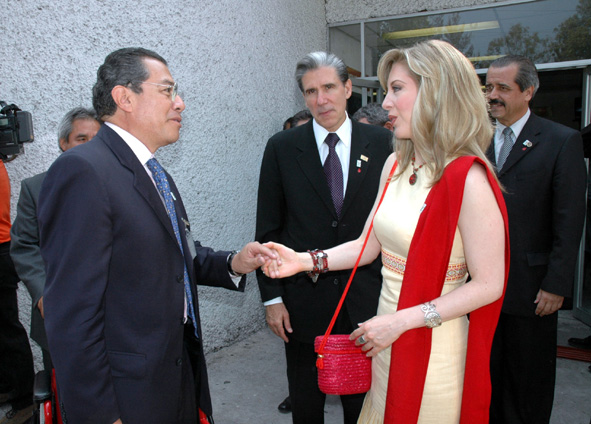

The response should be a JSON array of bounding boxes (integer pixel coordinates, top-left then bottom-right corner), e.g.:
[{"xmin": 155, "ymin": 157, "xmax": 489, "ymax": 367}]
[{"xmin": 2, "ymin": 0, "xmax": 326, "ymax": 369}]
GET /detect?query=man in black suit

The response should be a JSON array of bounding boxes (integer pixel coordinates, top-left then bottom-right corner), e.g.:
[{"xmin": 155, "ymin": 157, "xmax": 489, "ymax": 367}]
[
  {"xmin": 38, "ymin": 47, "xmax": 274, "ymax": 424},
  {"xmin": 256, "ymin": 52, "xmax": 392, "ymax": 424},
  {"xmin": 10, "ymin": 107, "xmax": 100, "ymax": 371},
  {"xmin": 485, "ymin": 55, "xmax": 586, "ymax": 424}
]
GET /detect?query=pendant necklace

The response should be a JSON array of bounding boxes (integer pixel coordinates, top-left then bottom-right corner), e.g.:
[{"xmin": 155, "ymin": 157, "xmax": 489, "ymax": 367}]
[{"xmin": 409, "ymin": 157, "xmax": 424, "ymax": 185}]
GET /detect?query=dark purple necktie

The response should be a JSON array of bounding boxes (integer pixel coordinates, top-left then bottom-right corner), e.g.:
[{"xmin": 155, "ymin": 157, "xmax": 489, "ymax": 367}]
[{"xmin": 324, "ymin": 133, "xmax": 344, "ymax": 217}]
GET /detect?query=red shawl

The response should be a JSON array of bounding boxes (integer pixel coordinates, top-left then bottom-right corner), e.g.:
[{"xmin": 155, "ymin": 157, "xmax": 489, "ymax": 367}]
[{"xmin": 383, "ymin": 156, "xmax": 510, "ymax": 423}]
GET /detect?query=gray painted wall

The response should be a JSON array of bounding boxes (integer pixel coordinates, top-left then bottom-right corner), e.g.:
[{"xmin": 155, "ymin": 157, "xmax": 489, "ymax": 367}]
[{"xmin": 2, "ymin": 0, "xmax": 326, "ymax": 369}]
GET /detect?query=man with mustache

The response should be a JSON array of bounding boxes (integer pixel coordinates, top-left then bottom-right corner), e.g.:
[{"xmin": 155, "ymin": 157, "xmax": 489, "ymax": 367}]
[
  {"xmin": 485, "ymin": 55, "xmax": 586, "ymax": 424},
  {"xmin": 256, "ymin": 51, "xmax": 392, "ymax": 424},
  {"xmin": 38, "ymin": 47, "xmax": 275, "ymax": 424}
]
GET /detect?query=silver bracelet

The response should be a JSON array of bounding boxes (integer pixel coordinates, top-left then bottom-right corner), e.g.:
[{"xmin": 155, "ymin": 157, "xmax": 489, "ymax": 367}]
[{"xmin": 421, "ymin": 302, "xmax": 442, "ymax": 328}]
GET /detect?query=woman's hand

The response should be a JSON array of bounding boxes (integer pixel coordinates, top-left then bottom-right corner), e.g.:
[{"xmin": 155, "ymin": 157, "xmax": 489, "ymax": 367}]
[
  {"xmin": 261, "ymin": 242, "xmax": 307, "ymax": 279},
  {"xmin": 350, "ymin": 312, "xmax": 409, "ymax": 357}
]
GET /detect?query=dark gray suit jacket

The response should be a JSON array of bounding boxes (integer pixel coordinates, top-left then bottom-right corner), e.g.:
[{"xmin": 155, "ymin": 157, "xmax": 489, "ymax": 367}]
[
  {"xmin": 10, "ymin": 171, "xmax": 48, "ymax": 350},
  {"xmin": 487, "ymin": 113, "xmax": 586, "ymax": 316}
]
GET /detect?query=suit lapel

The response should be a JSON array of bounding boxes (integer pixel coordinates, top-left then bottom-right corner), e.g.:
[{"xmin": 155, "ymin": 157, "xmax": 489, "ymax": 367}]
[
  {"xmin": 296, "ymin": 124, "xmax": 338, "ymax": 217},
  {"xmin": 100, "ymin": 125, "xmax": 178, "ymax": 245},
  {"xmin": 341, "ymin": 122, "xmax": 371, "ymax": 217},
  {"xmin": 498, "ymin": 114, "xmax": 540, "ymax": 176}
]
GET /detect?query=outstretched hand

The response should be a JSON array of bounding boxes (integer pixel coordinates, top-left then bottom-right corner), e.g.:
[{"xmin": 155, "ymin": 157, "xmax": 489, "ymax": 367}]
[
  {"xmin": 231, "ymin": 242, "xmax": 279, "ymax": 275},
  {"xmin": 261, "ymin": 242, "xmax": 305, "ymax": 279}
]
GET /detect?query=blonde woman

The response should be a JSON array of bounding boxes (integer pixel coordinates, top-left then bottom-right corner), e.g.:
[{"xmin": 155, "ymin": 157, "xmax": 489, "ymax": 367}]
[{"xmin": 263, "ymin": 40, "xmax": 509, "ymax": 423}]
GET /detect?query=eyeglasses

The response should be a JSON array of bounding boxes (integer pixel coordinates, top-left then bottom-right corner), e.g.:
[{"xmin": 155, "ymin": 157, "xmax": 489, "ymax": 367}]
[{"xmin": 139, "ymin": 81, "xmax": 179, "ymax": 101}]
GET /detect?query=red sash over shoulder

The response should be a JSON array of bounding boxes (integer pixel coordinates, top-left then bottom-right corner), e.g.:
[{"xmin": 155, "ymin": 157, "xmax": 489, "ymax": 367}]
[{"xmin": 383, "ymin": 156, "xmax": 510, "ymax": 423}]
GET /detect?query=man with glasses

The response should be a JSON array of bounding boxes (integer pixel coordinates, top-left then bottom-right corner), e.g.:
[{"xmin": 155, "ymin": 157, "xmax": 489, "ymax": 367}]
[{"xmin": 38, "ymin": 47, "xmax": 275, "ymax": 424}]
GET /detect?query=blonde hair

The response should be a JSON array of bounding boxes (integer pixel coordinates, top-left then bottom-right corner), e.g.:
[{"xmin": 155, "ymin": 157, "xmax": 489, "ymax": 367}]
[{"xmin": 377, "ymin": 40, "xmax": 494, "ymax": 184}]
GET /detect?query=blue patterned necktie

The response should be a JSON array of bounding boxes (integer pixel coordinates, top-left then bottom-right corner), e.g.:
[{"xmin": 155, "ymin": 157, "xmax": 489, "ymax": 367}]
[
  {"xmin": 146, "ymin": 158, "xmax": 198, "ymax": 338},
  {"xmin": 324, "ymin": 133, "xmax": 344, "ymax": 218},
  {"xmin": 497, "ymin": 127, "xmax": 514, "ymax": 170}
]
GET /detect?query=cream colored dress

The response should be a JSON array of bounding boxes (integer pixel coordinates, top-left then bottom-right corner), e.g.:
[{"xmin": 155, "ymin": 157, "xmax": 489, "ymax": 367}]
[{"xmin": 357, "ymin": 164, "xmax": 469, "ymax": 424}]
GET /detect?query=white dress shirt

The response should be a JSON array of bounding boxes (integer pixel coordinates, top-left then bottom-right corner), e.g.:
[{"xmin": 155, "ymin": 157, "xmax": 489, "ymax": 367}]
[
  {"xmin": 494, "ymin": 109, "xmax": 531, "ymax": 163},
  {"xmin": 264, "ymin": 115, "xmax": 354, "ymax": 307}
]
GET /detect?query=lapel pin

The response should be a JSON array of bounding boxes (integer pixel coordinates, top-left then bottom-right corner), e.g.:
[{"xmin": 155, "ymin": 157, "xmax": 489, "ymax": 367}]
[
  {"xmin": 356, "ymin": 159, "xmax": 362, "ymax": 168},
  {"xmin": 360, "ymin": 155, "xmax": 369, "ymax": 162},
  {"xmin": 170, "ymin": 192, "xmax": 177, "ymax": 201},
  {"xmin": 523, "ymin": 140, "xmax": 532, "ymax": 148},
  {"xmin": 181, "ymin": 217, "xmax": 191, "ymax": 230}
]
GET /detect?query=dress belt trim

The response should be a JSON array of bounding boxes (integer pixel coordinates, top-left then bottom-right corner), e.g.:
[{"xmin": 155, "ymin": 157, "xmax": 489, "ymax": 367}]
[{"xmin": 381, "ymin": 248, "xmax": 468, "ymax": 282}]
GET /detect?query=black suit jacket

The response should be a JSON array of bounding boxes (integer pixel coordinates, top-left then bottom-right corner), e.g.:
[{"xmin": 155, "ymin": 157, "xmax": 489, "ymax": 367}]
[
  {"xmin": 38, "ymin": 124, "xmax": 244, "ymax": 423},
  {"xmin": 10, "ymin": 172, "xmax": 48, "ymax": 350},
  {"xmin": 256, "ymin": 120, "xmax": 392, "ymax": 342},
  {"xmin": 487, "ymin": 113, "xmax": 586, "ymax": 317}
]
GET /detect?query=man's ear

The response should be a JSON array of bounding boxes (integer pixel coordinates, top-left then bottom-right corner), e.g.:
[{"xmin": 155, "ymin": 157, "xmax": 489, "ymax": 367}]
[
  {"xmin": 523, "ymin": 85, "xmax": 534, "ymax": 103},
  {"xmin": 58, "ymin": 138, "xmax": 67, "ymax": 152},
  {"xmin": 111, "ymin": 85, "xmax": 133, "ymax": 113},
  {"xmin": 344, "ymin": 79, "xmax": 353, "ymax": 100},
  {"xmin": 383, "ymin": 121, "xmax": 393, "ymax": 131}
]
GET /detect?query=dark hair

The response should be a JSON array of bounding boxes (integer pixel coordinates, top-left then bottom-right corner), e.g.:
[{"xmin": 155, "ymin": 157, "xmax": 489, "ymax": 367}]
[
  {"xmin": 352, "ymin": 103, "xmax": 389, "ymax": 126},
  {"xmin": 489, "ymin": 55, "xmax": 539, "ymax": 97},
  {"xmin": 291, "ymin": 109, "xmax": 312, "ymax": 126},
  {"xmin": 58, "ymin": 107, "xmax": 99, "ymax": 151},
  {"xmin": 295, "ymin": 52, "xmax": 349, "ymax": 92},
  {"xmin": 92, "ymin": 47, "xmax": 167, "ymax": 119}
]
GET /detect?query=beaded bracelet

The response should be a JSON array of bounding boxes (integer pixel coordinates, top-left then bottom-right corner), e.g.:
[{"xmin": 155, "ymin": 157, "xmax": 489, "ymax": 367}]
[{"xmin": 306, "ymin": 249, "xmax": 328, "ymax": 283}]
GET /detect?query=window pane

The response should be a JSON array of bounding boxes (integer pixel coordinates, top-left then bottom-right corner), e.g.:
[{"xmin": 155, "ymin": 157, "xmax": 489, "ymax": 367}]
[{"xmin": 331, "ymin": 0, "xmax": 588, "ymax": 77}]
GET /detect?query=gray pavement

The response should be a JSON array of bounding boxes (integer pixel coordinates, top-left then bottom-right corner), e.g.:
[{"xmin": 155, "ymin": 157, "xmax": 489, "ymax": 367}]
[
  {"xmin": 207, "ymin": 310, "xmax": 591, "ymax": 424},
  {"xmin": 3, "ymin": 311, "xmax": 589, "ymax": 423}
]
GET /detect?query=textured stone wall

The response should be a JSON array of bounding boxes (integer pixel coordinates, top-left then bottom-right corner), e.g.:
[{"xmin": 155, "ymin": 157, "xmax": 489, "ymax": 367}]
[{"xmin": 2, "ymin": 0, "xmax": 326, "ymax": 369}]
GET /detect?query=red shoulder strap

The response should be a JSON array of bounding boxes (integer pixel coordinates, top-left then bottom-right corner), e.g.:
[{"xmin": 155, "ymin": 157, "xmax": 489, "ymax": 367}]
[{"xmin": 316, "ymin": 160, "xmax": 398, "ymax": 363}]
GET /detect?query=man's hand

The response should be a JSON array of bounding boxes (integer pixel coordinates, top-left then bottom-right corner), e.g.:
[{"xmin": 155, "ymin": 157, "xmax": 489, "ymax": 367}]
[
  {"xmin": 534, "ymin": 289, "xmax": 564, "ymax": 317},
  {"xmin": 113, "ymin": 419, "xmax": 122, "ymax": 424},
  {"xmin": 231, "ymin": 242, "xmax": 279, "ymax": 275},
  {"xmin": 38, "ymin": 297, "xmax": 44, "ymax": 319},
  {"xmin": 266, "ymin": 303, "xmax": 292, "ymax": 342}
]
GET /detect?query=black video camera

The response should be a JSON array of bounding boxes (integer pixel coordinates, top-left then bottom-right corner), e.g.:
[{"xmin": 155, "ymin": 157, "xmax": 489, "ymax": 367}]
[{"xmin": 0, "ymin": 101, "xmax": 34, "ymax": 161}]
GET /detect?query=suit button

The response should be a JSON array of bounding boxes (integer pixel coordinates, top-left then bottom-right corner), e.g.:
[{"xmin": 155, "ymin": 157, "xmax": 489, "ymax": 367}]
[
  {"xmin": 177, "ymin": 275, "xmax": 183, "ymax": 283},
  {"xmin": 176, "ymin": 358, "xmax": 182, "ymax": 366},
  {"xmin": 332, "ymin": 221, "xmax": 338, "ymax": 228},
  {"xmin": 333, "ymin": 278, "xmax": 339, "ymax": 285}
]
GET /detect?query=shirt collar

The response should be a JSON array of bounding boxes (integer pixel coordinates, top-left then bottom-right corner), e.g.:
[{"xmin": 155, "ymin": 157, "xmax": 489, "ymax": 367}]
[
  {"xmin": 105, "ymin": 122, "xmax": 154, "ymax": 165},
  {"xmin": 313, "ymin": 114, "xmax": 352, "ymax": 149},
  {"xmin": 495, "ymin": 108, "xmax": 531, "ymax": 141}
]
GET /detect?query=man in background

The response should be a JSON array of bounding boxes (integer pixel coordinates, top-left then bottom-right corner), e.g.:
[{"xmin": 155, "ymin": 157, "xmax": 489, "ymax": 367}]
[
  {"xmin": 485, "ymin": 55, "xmax": 586, "ymax": 424},
  {"xmin": 352, "ymin": 103, "xmax": 392, "ymax": 131},
  {"xmin": 256, "ymin": 51, "xmax": 391, "ymax": 424},
  {"xmin": 10, "ymin": 107, "xmax": 100, "ymax": 371}
]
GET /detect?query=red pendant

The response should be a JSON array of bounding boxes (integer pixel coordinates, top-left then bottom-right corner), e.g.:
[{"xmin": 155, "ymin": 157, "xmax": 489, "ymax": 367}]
[{"xmin": 409, "ymin": 172, "xmax": 417, "ymax": 185}]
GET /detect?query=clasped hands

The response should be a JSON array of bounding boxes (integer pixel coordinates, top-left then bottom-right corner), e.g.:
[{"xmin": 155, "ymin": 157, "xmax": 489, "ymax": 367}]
[{"xmin": 258, "ymin": 242, "xmax": 303, "ymax": 279}]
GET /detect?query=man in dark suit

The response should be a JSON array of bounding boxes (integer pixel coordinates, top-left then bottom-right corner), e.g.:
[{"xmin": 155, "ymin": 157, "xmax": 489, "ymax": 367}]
[
  {"xmin": 485, "ymin": 55, "xmax": 586, "ymax": 424},
  {"xmin": 10, "ymin": 107, "xmax": 100, "ymax": 371},
  {"xmin": 256, "ymin": 52, "xmax": 392, "ymax": 424},
  {"xmin": 38, "ymin": 47, "xmax": 274, "ymax": 424}
]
